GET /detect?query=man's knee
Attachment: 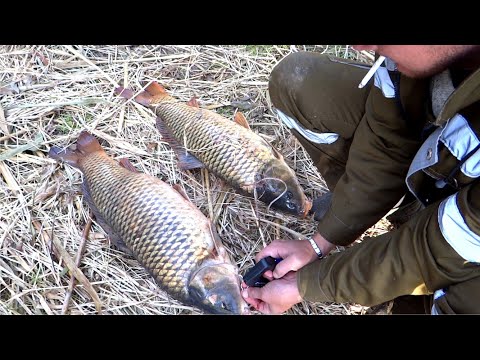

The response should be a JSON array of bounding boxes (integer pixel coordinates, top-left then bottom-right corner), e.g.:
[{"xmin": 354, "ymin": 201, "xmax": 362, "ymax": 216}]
[
  {"xmin": 268, "ymin": 52, "xmax": 330, "ymax": 108},
  {"xmin": 391, "ymin": 295, "xmax": 431, "ymax": 314}
]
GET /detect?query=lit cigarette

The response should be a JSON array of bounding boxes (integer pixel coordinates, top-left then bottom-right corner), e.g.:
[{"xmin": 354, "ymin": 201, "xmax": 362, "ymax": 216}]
[{"xmin": 358, "ymin": 55, "xmax": 386, "ymax": 89}]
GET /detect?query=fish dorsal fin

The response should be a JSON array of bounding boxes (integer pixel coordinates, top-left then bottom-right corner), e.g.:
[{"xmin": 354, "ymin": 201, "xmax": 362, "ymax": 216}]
[
  {"xmin": 155, "ymin": 116, "xmax": 205, "ymax": 171},
  {"xmin": 186, "ymin": 96, "xmax": 199, "ymax": 108},
  {"xmin": 234, "ymin": 111, "xmax": 251, "ymax": 130},
  {"xmin": 172, "ymin": 183, "xmax": 192, "ymax": 202},
  {"xmin": 118, "ymin": 158, "xmax": 139, "ymax": 173}
]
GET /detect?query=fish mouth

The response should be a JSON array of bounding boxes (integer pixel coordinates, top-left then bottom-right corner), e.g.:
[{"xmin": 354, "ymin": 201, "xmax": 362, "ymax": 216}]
[
  {"xmin": 302, "ymin": 198, "xmax": 313, "ymax": 218},
  {"xmin": 188, "ymin": 262, "xmax": 250, "ymax": 315},
  {"xmin": 252, "ymin": 172, "xmax": 312, "ymax": 218}
]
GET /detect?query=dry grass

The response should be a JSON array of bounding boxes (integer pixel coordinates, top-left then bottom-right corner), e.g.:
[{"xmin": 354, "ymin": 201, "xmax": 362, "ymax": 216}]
[{"xmin": 0, "ymin": 45, "xmax": 391, "ymax": 315}]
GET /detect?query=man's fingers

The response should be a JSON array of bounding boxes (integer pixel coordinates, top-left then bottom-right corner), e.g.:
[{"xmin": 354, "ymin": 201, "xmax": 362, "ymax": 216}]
[
  {"xmin": 256, "ymin": 302, "xmax": 273, "ymax": 314},
  {"xmin": 242, "ymin": 286, "xmax": 264, "ymax": 310},
  {"xmin": 244, "ymin": 286, "xmax": 262, "ymax": 300},
  {"xmin": 272, "ymin": 258, "xmax": 295, "ymax": 278},
  {"xmin": 263, "ymin": 270, "xmax": 274, "ymax": 280},
  {"xmin": 244, "ymin": 296, "xmax": 261, "ymax": 309},
  {"xmin": 255, "ymin": 240, "xmax": 284, "ymax": 262}
]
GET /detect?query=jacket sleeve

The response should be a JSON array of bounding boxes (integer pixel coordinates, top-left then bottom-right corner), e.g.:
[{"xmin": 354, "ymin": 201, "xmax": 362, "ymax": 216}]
[
  {"xmin": 317, "ymin": 73, "xmax": 430, "ymax": 246},
  {"xmin": 297, "ymin": 182, "xmax": 480, "ymax": 306}
]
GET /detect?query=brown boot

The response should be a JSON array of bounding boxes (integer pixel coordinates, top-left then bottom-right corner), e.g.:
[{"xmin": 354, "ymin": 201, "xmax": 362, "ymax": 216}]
[{"xmin": 390, "ymin": 295, "xmax": 432, "ymax": 314}]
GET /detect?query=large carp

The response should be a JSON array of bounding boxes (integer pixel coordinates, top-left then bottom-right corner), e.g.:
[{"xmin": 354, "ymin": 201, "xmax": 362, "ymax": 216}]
[
  {"xmin": 49, "ymin": 131, "xmax": 249, "ymax": 315},
  {"xmin": 115, "ymin": 82, "xmax": 312, "ymax": 217}
]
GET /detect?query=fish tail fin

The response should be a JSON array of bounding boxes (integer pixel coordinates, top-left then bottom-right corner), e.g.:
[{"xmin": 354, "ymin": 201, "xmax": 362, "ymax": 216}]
[
  {"xmin": 113, "ymin": 86, "xmax": 135, "ymax": 100},
  {"xmin": 48, "ymin": 146, "xmax": 82, "ymax": 169},
  {"xmin": 144, "ymin": 81, "xmax": 168, "ymax": 97},
  {"xmin": 76, "ymin": 131, "xmax": 104, "ymax": 155},
  {"xmin": 144, "ymin": 81, "xmax": 172, "ymax": 103},
  {"xmin": 114, "ymin": 86, "xmax": 154, "ymax": 106},
  {"xmin": 48, "ymin": 131, "xmax": 104, "ymax": 169},
  {"xmin": 114, "ymin": 81, "xmax": 170, "ymax": 107}
]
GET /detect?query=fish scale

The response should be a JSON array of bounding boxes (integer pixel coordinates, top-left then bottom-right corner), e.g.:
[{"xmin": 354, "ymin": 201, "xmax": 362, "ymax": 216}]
[
  {"xmin": 156, "ymin": 100, "xmax": 271, "ymax": 192},
  {"xmin": 81, "ymin": 152, "xmax": 214, "ymax": 301}
]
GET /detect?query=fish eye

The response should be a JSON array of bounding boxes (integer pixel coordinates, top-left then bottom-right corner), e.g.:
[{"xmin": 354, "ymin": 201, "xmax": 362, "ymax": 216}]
[
  {"xmin": 286, "ymin": 202, "xmax": 295, "ymax": 210},
  {"xmin": 286, "ymin": 191, "xmax": 293, "ymax": 200},
  {"xmin": 217, "ymin": 301, "xmax": 228, "ymax": 310}
]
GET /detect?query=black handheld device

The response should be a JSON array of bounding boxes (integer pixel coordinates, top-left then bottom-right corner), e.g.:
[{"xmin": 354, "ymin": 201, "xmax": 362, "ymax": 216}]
[{"xmin": 243, "ymin": 256, "xmax": 282, "ymax": 287}]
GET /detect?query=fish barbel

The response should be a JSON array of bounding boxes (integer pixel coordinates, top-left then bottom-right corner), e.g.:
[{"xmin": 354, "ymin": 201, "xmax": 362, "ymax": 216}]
[
  {"xmin": 49, "ymin": 131, "xmax": 249, "ymax": 315},
  {"xmin": 115, "ymin": 82, "xmax": 312, "ymax": 218}
]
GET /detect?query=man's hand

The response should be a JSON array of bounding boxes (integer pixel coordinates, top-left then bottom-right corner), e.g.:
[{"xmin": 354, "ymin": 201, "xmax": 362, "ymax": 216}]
[
  {"xmin": 242, "ymin": 272, "xmax": 302, "ymax": 314},
  {"xmin": 241, "ymin": 232, "xmax": 336, "ymax": 314},
  {"xmin": 257, "ymin": 232, "xmax": 336, "ymax": 280}
]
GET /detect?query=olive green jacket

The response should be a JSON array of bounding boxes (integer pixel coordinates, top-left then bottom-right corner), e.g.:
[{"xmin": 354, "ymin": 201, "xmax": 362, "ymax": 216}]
[{"xmin": 298, "ymin": 60, "xmax": 480, "ymax": 313}]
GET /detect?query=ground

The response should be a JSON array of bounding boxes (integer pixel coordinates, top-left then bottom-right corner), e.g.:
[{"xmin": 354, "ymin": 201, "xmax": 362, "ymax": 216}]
[{"xmin": 0, "ymin": 45, "xmax": 392, "ymax": 315}]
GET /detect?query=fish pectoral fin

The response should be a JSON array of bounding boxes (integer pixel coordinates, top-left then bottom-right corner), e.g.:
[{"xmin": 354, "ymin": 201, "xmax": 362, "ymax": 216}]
[
  {"xmin": 177, "ymin": 153, "xmax": 205, "ymax": 171},
  {"xmin": 270, "ymin": 145, "xmax": 284, "ymax": 161},
  {"xmin": 105, "ymin": 228, "xmax": 134, "ymax": 257},
  {"xmin": 186, "ymin": 96, "xmax": 200, "ymax": 108},
  {"xmin": 172, "ymin": 183, "xmax": 192, "ymax": 202},
  {"xmin": 155, "ymin": 116, "xmax": 205, "ymax": 171},
  {"xmin": 81, "ymin": 181, "xmax": 134, "ymax": 257},
  {"xmin": 233, "ymin": 111, "xmax": 251, "ymax": 130},
  {"xmin": 208, "ymin": 221, "xmax": 229, "ymax": 261},
  {"xmin": 118, "ymin": 158, "xmax": 140, "ymax": 173},
  {"xmin": 218, "ymin": 179, "xmax": 228, "ymax": 188}
]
